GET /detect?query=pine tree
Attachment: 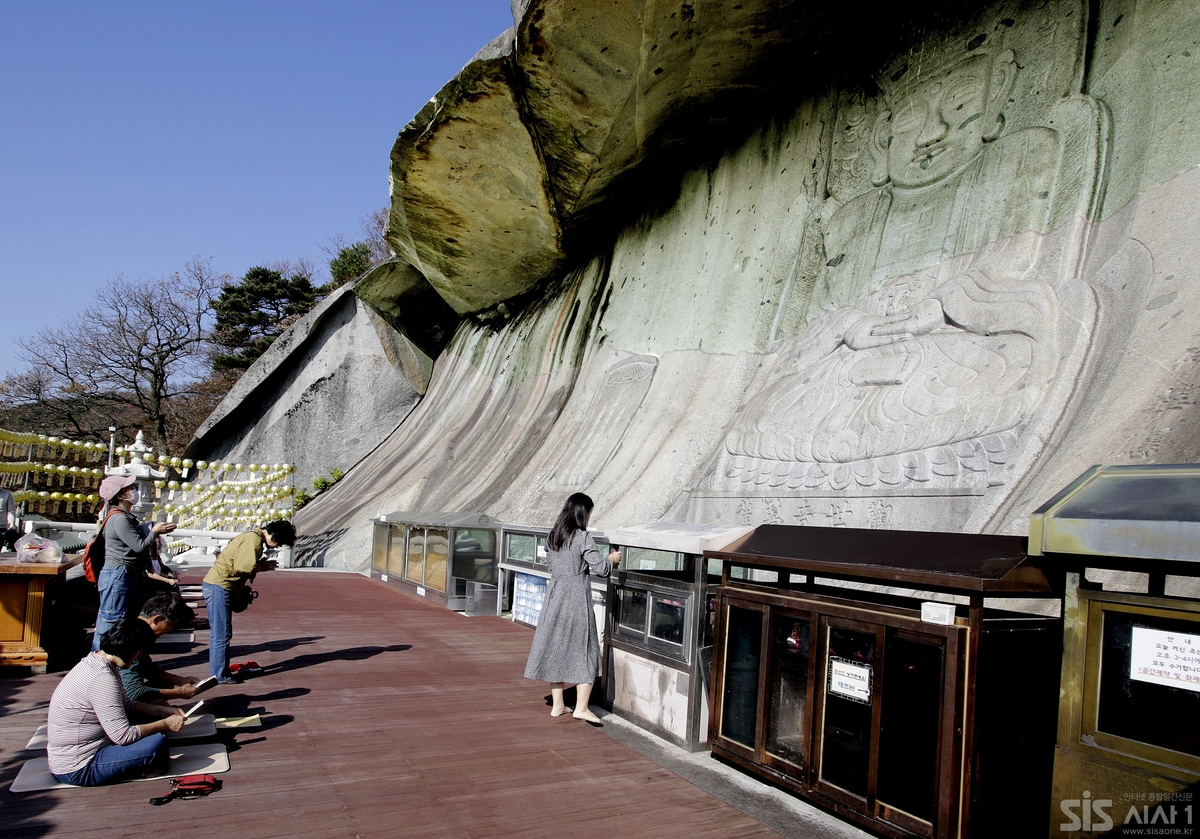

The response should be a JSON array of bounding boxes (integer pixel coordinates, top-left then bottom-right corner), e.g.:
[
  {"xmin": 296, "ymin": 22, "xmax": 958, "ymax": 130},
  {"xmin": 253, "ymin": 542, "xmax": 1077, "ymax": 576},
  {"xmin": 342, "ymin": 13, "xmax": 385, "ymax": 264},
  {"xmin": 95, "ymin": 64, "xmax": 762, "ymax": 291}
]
[
  {"xmin": 327, "ymin": 241, "xmax": 373, "ymax": 288},
  {"xmin": 210, "ymin": 266, "xmax": 319, "ymax": 371}
]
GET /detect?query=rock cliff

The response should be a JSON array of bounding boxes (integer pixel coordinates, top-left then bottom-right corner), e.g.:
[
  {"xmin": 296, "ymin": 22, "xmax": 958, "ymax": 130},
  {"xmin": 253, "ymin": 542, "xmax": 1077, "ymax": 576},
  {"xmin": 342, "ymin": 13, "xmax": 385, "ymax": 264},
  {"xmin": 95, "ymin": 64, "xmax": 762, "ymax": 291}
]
[{"xmin": 216, "ymin": 0, "xmax": 1200, "ymax": 572}]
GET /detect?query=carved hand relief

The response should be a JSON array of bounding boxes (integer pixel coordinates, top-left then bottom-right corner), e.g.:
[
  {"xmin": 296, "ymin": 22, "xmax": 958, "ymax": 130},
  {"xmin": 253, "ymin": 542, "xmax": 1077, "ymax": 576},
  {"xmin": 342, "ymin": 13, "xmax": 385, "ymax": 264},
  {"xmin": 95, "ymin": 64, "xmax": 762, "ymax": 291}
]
[
  {"xmin": 699, "ymin": 3, "xmax": 1106, "ymax": 518},
  {"xmin": 545, "ymin": 354, "xmax": 658, "ymax": 490}
]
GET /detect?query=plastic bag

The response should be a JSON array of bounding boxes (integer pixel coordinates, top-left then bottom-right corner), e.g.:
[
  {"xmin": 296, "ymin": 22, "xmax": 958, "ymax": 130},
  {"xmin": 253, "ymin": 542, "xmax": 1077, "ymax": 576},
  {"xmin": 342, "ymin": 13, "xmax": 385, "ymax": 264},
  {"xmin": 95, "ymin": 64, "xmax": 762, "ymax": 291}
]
[{"xmin": 14, "ymin": 534, "xmax": 63, "ymax": 564}]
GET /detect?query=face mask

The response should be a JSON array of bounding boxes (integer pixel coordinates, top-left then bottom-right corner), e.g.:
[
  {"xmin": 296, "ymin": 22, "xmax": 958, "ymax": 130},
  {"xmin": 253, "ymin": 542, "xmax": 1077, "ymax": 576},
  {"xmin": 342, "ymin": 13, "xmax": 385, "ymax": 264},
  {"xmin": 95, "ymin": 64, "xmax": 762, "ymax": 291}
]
[{"xmin": 123, "ymin": 488, "xmax": 141, "ymax": 505}]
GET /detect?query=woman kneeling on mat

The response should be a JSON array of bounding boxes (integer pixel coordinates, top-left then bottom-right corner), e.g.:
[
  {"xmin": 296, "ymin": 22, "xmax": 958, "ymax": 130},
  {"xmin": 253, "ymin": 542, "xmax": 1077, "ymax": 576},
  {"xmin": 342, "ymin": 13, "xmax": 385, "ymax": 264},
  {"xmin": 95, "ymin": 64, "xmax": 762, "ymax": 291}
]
[{"xmin": 47, "ymin": 617, "xmax": 185, "ymax": 786}]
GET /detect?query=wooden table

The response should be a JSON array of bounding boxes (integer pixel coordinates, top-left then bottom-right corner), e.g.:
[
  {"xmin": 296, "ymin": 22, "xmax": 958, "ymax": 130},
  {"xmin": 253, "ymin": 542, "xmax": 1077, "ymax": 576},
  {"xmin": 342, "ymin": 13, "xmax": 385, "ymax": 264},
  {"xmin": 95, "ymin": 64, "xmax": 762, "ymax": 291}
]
[{"xmin": 0, "ymin": 554, "xmax": 81, "ymax": 673}]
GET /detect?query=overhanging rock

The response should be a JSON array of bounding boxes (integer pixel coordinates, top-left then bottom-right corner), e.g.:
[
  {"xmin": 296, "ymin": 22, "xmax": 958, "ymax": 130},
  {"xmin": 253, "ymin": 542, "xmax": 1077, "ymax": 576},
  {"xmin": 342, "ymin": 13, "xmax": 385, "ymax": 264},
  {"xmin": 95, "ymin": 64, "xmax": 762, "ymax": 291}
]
[
  {"xmin": 515, "ymin": 0, "xmax": 812, "ymax": 220},
  {"xmin": 387, "ymin": 29, "xmax": 563, "ymax": 314},
  {"xmin": 385, "ymin": 0, "xmax": 977, "ymax": 319},
  {"xmin": 354, "ymin": 260, "xmax": 461, "ymax": 359}
]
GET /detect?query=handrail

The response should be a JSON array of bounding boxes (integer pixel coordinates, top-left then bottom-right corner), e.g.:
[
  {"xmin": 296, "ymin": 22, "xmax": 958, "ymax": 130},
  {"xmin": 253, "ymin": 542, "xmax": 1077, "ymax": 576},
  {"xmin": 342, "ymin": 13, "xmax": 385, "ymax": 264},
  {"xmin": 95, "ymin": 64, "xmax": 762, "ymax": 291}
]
[
  {"xmin": 22, "ymin": 519, "xmax": 294, "ymax": 567},
  {"xmin": 24, "ymin": 520, "xmax": 244, "ymax": 539}
]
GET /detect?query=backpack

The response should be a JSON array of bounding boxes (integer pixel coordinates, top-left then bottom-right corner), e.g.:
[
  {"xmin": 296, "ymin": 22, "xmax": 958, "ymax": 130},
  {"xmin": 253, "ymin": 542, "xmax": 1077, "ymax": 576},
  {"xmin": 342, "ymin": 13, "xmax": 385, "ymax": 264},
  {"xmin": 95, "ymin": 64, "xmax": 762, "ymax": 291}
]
[{"xmin": 82, "ymin": 509, "xmax": 123, "ymax": 584}]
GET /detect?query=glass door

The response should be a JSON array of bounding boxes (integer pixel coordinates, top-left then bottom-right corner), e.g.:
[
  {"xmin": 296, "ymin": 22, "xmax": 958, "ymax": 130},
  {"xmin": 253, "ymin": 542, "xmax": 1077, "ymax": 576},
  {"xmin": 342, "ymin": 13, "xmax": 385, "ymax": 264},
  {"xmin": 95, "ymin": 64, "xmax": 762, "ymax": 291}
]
[
  {"xmin": 385, "ymin": 525, "xmax": 406, "ymax": 579},
  {"xmin": 763, "ymin": 610, "xmax": 813, "ymax": 773},
  {"xmin": 813, "ymin": 615, "xmax": 953, "ymax": 839},
  {"xmin": 372, "ymin": 522, "xmax": 389, "ymax": 574},
  {"xmin": 875, "ymin": 629, "xmax": 945, "ymax": 833},
  {"xmin": 817, "ymin": 619, "xmax": 878, "ymax": 802},
  {"xmin": 404, "ymin": 527, "xmax": 425, "ymax": 585},
  {"xmin": 718, "ymin": 601, "xmax": 765, "ymax": 757},
  {"xmin": 424, "ymin": 528, "xmax": 448, "ymax": 592}
]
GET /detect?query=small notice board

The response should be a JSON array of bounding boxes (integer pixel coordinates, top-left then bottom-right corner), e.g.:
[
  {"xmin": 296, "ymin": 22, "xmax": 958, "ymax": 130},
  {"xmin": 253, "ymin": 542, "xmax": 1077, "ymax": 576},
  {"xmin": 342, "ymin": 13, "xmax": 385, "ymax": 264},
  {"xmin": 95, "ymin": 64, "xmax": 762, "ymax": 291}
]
[
  {"xmin": 1130, "ymin": 626, "xmax": 1200, "ymax": 693},
  {"xmin": 828, "ymin": 657, "xmax": 873, "ymax": 704}
]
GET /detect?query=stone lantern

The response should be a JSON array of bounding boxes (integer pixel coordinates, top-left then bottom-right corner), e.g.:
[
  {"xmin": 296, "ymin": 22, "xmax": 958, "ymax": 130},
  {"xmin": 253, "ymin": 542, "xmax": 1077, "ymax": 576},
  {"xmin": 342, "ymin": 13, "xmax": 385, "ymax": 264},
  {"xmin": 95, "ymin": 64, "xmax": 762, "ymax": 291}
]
[{"xmin": 105, "ymin": 430, "xmax": 166, "ymax": 519}]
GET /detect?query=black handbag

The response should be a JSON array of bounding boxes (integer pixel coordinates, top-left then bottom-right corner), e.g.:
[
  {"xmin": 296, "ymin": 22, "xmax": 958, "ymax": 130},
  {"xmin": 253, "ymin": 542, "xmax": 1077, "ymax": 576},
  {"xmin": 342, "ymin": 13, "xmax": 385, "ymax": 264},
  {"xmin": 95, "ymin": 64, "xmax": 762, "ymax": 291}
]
[{"xmin": 229, "ymin": 582, "xmax": 258, "ymax": 613}]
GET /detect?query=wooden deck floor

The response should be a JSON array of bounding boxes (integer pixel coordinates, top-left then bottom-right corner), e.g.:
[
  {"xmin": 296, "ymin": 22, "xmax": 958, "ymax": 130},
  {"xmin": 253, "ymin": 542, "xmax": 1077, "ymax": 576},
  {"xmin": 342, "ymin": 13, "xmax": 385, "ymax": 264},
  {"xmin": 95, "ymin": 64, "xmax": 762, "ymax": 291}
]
[{"xmin": 0, "ymin": 571, "xmax": 782, "ymax": 839}]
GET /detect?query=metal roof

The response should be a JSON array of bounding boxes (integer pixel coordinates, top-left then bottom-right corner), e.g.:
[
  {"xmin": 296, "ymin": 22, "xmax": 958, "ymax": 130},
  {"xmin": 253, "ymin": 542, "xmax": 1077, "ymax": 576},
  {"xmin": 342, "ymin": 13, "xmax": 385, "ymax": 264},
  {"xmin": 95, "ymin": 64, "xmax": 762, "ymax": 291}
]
[
  {"xmin": 706, "ymin": 524, "xmax": 1053, "ymax": 593},
  {"xmin": 1029, "ymin": 464, "xmax": 1200, "ymax": 563},
  {"xmin": 377, "ymin": 511, "xmax": 502, "ymax": 529},
  {"xmin": 604, "ymin": 521, "xmax": 753, "ymax": 556}
]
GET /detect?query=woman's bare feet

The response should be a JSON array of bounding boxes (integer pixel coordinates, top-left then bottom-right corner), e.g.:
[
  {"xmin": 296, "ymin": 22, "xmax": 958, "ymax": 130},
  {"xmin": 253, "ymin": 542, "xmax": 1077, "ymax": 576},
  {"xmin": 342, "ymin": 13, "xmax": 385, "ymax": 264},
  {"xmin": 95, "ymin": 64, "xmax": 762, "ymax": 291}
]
[
  {"xmin": 572, "ymin": 707, "xmax": 602, "ymax": 725},
  {"xmin": 550, "ymin": 705, "xmax": 573, "ymax": 717}
]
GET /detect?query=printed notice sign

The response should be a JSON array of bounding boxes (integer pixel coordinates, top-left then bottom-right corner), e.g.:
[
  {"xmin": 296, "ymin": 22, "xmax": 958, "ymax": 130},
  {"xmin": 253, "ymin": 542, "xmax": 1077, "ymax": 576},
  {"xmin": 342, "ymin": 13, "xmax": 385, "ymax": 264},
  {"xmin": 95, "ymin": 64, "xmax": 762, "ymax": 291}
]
[
  {"xmin": 828, "ymin": 657, "xmax": 873, "ymax": 704},
  {"xmin": 1130, "ymin": 626, "xmax": 1200, "ymax": 693}
]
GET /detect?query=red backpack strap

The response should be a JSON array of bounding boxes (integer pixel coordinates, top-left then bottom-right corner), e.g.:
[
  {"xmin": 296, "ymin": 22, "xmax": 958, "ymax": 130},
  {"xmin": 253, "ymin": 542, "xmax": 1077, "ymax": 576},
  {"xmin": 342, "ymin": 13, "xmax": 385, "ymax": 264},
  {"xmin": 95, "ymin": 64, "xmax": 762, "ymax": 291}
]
[
  {"xmin": 97, "ymin": 508, "xmax": 124, "ymax": 532},
  {"xmin": 82, "ymin": 509, "xmax": 125, "ymax": 584}
]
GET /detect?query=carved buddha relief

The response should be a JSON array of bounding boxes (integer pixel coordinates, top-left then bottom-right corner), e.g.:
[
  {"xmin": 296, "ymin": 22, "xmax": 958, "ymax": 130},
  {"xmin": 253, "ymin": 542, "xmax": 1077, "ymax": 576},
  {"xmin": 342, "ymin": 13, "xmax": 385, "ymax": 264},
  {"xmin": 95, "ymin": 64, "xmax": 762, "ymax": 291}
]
[{"xmin": 697, "ymin": 2, "xmax": 1108, "ymax": 528}]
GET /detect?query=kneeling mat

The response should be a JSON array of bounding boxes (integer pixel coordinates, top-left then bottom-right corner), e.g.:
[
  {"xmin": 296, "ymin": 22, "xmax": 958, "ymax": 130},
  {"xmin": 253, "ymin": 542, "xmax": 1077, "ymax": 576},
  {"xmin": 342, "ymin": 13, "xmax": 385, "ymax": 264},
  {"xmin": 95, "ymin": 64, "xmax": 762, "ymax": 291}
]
[
  {"xmin": 10, "ymin": 743, "xmax": 229, "ymax": 792},
  {"xmin": 25, "ymin": 715, "xmax": 217, "ymax": 750},
  {"xmin": 156, "ymin": 631, "xmax": 196, "ymax": 644},
  {"xmin": 214, "ymin": 714, "xmax": 261, "ymax": 729}
]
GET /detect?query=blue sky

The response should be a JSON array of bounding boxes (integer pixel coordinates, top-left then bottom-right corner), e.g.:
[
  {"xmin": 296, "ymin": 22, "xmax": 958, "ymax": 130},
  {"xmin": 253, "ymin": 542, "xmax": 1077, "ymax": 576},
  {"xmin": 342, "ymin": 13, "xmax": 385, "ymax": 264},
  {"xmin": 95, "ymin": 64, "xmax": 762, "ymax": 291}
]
[{"xmin": 0, "ymin": 0, "xmax": 514, "ymax": 374}]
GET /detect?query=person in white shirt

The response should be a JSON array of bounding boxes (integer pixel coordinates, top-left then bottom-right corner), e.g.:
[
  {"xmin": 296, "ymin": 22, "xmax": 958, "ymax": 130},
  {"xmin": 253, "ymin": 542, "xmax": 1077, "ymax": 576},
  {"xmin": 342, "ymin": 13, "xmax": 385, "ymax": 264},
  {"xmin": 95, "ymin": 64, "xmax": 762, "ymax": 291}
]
[
  {"xmin": 47, "ymin": 616, "xmax": 183, "ymax": 785},
  {"xmin": 0, "ymin": 487, "xmax": 17, "ymax": 551}
]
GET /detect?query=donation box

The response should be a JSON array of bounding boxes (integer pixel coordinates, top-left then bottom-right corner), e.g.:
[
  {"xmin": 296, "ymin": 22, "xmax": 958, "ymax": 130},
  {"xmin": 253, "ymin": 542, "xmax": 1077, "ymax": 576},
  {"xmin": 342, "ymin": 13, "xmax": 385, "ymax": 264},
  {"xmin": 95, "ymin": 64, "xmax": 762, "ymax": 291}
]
[
  {"xmin": 707, "ymin": 525, "xmax": 1064, "ymax": 839},
  {"xmin": 1030, "ymin": 464, "xmax": 1200, "ymax": 839},
  {"xmin": 601, "ymin": 522, "xmax": 751, "ymax": 751},
  {"xmin": 498, "ymin": 524, "xmax": 609, "ymax": 643}
]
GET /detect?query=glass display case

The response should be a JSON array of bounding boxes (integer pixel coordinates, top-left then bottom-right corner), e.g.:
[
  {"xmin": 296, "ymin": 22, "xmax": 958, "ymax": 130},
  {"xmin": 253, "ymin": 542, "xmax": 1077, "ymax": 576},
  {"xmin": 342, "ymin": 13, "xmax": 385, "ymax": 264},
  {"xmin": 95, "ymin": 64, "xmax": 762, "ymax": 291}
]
[
  {"xmin": 498, "ymin": 525, "xmax": 609, "ymax": 638},
  {"xmin": 602, "ymin": 522, "xmax": 751, "ymax": 751},
  {"xmin": 1029, "ymin": 465, "xmax": 1200, "ymax": 839},
  {"xmin": 708, "ymin": 525, "xmax": 1063, "ymax": 839},
  {"xmin": 370, "ymin": 511, "xmax": 501, "ymax": 612}
]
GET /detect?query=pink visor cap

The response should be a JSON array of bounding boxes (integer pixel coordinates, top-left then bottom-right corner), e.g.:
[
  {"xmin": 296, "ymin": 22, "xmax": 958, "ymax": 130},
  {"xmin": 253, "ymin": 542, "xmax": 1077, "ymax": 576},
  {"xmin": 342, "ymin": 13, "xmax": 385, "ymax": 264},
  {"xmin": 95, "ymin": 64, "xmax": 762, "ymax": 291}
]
[{"xmin": 98, "ymin": 474, "xmax": 137, "ymax": 502}]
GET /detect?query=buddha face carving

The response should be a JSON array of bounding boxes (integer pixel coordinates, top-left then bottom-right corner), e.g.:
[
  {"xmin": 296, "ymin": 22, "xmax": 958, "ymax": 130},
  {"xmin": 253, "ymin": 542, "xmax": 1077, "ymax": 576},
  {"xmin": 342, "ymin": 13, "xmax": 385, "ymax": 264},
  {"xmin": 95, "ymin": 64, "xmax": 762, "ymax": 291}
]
[{"xmin": 877, "ymin": 49, "xmax": 1016, "ymax": 189}]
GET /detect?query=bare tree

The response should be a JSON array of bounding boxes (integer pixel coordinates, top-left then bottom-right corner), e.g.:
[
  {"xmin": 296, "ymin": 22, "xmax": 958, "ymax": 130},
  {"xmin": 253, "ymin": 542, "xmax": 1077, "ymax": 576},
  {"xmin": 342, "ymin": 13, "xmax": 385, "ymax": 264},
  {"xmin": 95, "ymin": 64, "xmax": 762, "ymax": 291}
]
[
  {"xmin": 363, "ymin": 206, "xmax": 394, "ymax": 266},
  {"xmin": 0, "ymin": 366, "xmax": 124, "ymax": 442},
  {"xmin": 161, "ymin": 367, "xmax": 242, "ymax": 453},
  {"xmin": 11, "ymin": 258, "xmax": 224, "ymax": 451}
]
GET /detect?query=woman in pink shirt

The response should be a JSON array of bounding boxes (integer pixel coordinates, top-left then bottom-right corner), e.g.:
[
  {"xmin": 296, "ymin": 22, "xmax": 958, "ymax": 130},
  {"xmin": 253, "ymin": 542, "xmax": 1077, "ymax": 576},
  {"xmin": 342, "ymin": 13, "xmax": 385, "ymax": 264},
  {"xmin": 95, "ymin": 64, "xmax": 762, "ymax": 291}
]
[{"xmin": 48, "ymin": 617, "xmax": 184, "ymax": 785}]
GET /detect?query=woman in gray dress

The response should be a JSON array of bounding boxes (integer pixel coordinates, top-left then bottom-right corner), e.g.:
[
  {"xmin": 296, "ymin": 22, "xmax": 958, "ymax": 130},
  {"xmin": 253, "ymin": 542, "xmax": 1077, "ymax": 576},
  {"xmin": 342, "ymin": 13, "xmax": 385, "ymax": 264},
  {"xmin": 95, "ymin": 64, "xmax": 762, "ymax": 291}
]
[{"xmin": 524, "ymin": 493, "xmax": 621, "ymax": 723}]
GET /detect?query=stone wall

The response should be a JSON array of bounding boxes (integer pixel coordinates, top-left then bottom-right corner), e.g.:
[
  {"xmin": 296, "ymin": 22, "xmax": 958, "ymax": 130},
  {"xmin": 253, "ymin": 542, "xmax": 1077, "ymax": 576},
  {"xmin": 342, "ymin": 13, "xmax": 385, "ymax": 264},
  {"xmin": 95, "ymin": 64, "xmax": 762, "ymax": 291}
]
[{"xmin": 292, "ymin": 0, "xmax": 1200, "ymax": 571}]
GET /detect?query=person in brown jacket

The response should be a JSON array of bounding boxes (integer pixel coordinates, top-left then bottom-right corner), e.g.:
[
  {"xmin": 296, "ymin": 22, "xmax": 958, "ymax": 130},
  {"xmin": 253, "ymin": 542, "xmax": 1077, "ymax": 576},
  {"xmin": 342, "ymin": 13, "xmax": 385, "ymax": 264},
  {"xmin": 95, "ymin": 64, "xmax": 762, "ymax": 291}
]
[{"xmin": 202, "ymin": 520, "xmax": 295, "ymax": 683}]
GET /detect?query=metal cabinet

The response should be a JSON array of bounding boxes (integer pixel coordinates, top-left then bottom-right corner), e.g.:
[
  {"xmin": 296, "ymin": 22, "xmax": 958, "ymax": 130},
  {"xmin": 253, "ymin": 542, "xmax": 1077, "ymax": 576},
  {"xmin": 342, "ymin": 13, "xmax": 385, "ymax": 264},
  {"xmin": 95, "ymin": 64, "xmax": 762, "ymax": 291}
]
[
  {"xmin": 1030, "ymin": 465, "xmax": 1200, "ymax": 838},
  {"xmin": 707, "ymin": 524, "xmax": 1062, "ymax": 839},
  {"xmin": 498, "ymin": 525, "xmax": 609, "ymax": 640},
  {"xmin": 602, "ymin": 522, "xmax": 751, "ymax": 751},
  {"xmin": 371, "ymin": 512, "xmax": 501, "ymax": 611}
]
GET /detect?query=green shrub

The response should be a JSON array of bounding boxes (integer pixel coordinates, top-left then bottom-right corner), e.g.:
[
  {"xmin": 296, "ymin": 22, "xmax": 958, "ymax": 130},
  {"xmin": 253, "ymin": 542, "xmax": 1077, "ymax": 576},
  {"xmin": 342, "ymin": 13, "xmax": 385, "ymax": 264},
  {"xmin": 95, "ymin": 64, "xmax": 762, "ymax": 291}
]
[{"xmin": 295, "ymin": 469, "xmax": 345, "ymax": 511}]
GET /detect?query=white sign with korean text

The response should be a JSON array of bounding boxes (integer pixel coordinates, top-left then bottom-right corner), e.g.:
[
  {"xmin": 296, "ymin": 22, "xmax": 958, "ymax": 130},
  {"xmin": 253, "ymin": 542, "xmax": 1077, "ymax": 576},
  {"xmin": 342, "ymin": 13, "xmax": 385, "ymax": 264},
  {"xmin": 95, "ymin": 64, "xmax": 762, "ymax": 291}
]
[
  {"xmin": 1129, "ymin": 626, "xmax": 1200, "ymax": 693},
  {"xmin": 828, "ymin": 657, "xmax": 873, "ymax": 704}
]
